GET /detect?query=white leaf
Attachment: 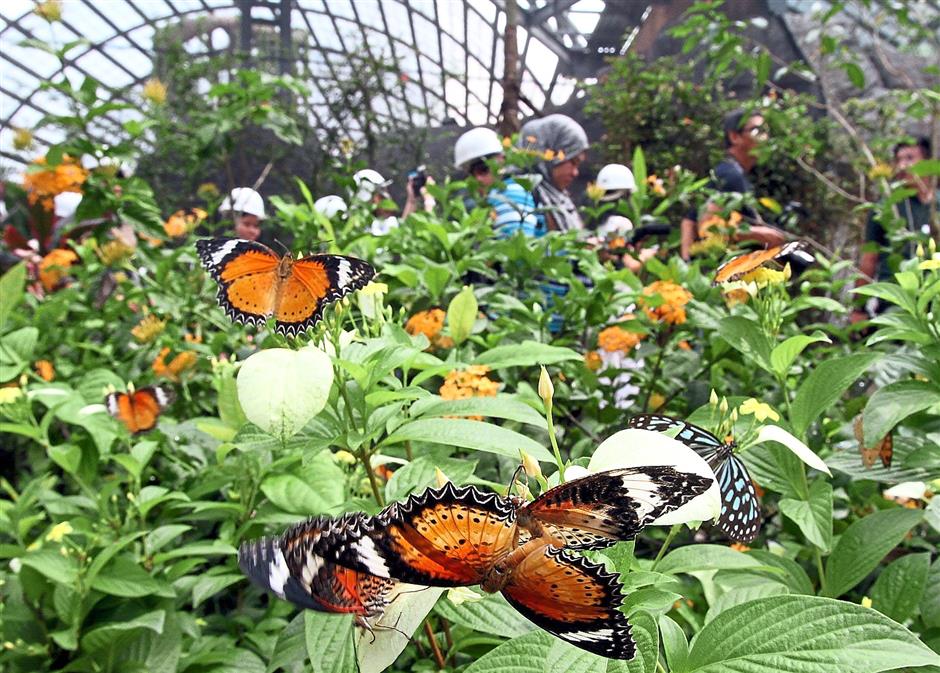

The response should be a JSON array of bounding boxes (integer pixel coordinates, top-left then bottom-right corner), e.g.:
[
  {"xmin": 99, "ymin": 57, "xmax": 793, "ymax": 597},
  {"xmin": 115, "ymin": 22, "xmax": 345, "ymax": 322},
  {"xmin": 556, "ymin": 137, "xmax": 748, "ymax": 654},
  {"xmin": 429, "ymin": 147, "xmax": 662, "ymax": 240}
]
[{"xmin": 755, "ymin": 425, "xmax": 832, "ymax": 476}]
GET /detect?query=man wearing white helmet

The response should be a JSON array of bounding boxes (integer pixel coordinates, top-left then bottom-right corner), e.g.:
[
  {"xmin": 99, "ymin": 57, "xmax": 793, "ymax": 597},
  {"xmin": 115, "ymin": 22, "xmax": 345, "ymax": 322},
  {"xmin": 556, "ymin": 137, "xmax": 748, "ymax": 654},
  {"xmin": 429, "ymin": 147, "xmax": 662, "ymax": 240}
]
[
  {"xmin": 352, "ymin": 169, "xmax": 400, "ymax": 236},
  {"xmin": 454, "ymin": 126, "xmax": 540, "ymax": 238},
  {"xmin": 221, "ymin": 187, "xmax": 266, "ymax": 242},
  {"xmin": 591, "ymin": 163, "xmax": 659, "ymax": 273}
]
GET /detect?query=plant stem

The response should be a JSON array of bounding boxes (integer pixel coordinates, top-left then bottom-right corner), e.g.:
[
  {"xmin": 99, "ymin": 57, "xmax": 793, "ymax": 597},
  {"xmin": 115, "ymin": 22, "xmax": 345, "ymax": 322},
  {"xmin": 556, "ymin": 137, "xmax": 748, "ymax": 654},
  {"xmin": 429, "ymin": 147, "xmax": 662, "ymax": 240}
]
[
  {"xmin": 652, "ymin": 524, "xmax": 682, "ymax": 571},
  {"xmin": 424, "ymin": 620, "xmax": 446, "ymax": 670},
  {"xmin": 639, "ymin": 331, "xmax": 669, "ymax": 412},
  {"xmin": 544, "ymin": 401, "xmax": 565, "ymax": 482}
]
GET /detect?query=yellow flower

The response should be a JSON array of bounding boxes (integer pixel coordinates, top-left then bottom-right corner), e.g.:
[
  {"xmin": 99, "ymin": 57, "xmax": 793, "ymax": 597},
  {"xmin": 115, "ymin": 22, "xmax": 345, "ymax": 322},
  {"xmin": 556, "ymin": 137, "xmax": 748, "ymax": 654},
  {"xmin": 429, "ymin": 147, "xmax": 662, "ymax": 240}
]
[
  {"xmin": 502, "ymin": 136, "xmax": 512, "ymax": 148},
  {"xmin": 12, "ymin": 127, "xmax": 34, "ymax": 151},
  {"xmin": 639, "ymin": 280, "xmax": 692, "ymax": 325},
  {"xmin": 648, "ymin": 392, "xmax": 666, "ymax": 411},
  {"xmin": 153, "ymin": 347, "xmax": 198, "ymax": 381},
  {"xmin": 598, "ymin": 325, "xmax": 643, "ymax": 353},
  {"xmin": 722, "ymin": 286, "xmax": 752, "ymax": 307},
  {"xmin": 741, "ymin": 263, "xmax": 791, "ymax": 287},
  {"xmin": 131, "ymin": 315, "xmax": 166, "ymax": 343},
  {"xmin": 861, "ymin": 596, "xmax": 873, "ymax": 609},
  {"xmin": 0, "ymin": 387, "xmax": 24, "ymax": 404},
  {"xmin": 520, "ymin": 450, "xmax": 543, "ymax": 480},
  {"xmin": 646, "ymin": 175, "xmax": 666, "ymax": 197},
  {"xmin": 46, "ymin": 521, "xmax": 73, "ymax": 542},
  {"xmin": 543, "ymin": 149, "xmax": 556, "ymax": 161},
  {"xmin": 584, "ymin": 350, "xmax": 602, "ymax": 371},
  {"xmin": 339, "ymin": 137, "xmax": 356, "ymax": 159},
  {"xmin": 690, "ymin": 233, "xmax": 729, "ymax": 257},
  {"xmin": 919, "ymin": 259, "xmax": 940, "ymax": 271},
  {"xmin": 333, "ymin": 450, "xmax": 356, "ymax": 465},
  {"xmin": 97, "ymin": 240, "xmax": 135, "ymax": 265},
  {"xmin": 38, "ymin": 248, "xmax": 79, "ymax": 291},
  {"xmin": 434, "ymin": 467, "xmax": 450, "ymax": 487},
  {"xmin": 34, "ymin": 0, "xmax": 62, "ymax": 21},
  {"xmin": 35, "ymin": 360, "xmax": 55, "ymax": 382},
  {"xmin": 142, "ymin": 78, "xmax": 167, "ymax": 105},
  {"xmin": 738, "ymin": 398, "xmax": 780, "ymax": 422},
  {"xmin": 360, "ymin": 281, "xmax": 389, "ymax": 296},
  {"xmin": 585, "ymin": 181, "xmax": 606, "ymax": 202},
  {"xmin": 23, "ymin": 155, "xmax": 87, "ymax": 211},
  {"xmin": 868, "ymin": 163, "xmax": 892, "ymax": 180},
  {"xmin": 197, "ymin": 182, "xmax": 219, "ymax": 200}
]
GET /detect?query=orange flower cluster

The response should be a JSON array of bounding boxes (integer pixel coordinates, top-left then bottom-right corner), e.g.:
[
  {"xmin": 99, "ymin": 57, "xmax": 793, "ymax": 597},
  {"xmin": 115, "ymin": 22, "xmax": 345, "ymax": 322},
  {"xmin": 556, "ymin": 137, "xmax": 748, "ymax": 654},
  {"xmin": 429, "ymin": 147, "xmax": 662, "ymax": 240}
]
[
  {"xmin": 405, "ymin": 308, "xmax": 453, "ymax": 349},
  {"xmin": 38, "ymin": 249, "xmax": 79, "ymax": 291},
  {"xmin": 131, "ymin": 315, "xmax": 166, "ymax": 344},
  {"xmin": 639, "ymin": 280, "xmax": 692, "ymax": 325},
  {"xmin": 598, "ymin": 325, "xmax": 643, "ymax": 353},
  {"xmin": 153, "ymin": 347, "xmax": 198, "ymax": 381},
  {"xmin": 584, "ymin": 350, "xmax": 602, "ymax": 371},
  {"xmin": 163, "ymin": 208, "xmax": 207, "ymax": 238},
  {"xmin": 23, "ymin": 156, "xmax": 87, "ymax": 211},
  {"xmin": 35, "ymin": 360, "xmax": 55, "ymax": 381},
  {"xmin": 439, "ymin": 365, "xmax": 500, "ymax": 419}
]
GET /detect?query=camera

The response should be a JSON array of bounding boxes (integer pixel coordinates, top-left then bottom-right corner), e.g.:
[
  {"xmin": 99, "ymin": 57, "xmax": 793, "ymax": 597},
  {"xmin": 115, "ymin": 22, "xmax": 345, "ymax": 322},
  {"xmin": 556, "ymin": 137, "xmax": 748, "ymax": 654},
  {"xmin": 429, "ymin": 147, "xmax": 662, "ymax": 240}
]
[{"xmin": 408, "ymin": 165, "xmax": 428, "ymax": 194}]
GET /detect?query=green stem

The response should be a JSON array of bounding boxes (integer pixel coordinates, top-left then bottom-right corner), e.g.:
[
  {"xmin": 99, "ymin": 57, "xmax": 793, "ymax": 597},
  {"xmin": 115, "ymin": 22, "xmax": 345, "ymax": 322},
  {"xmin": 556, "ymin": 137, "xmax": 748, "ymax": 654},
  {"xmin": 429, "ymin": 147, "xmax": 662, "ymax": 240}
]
[
  {"xmin": 639, "ymin": 329, "xmax": 670, "ymax": 412},
  {"xmin": 545, "ymin": 401, "xmax": 565, "ymax": 482},
  {"xmin": 652, "ymin": 524, "xmax": 682, "ymax": 571}
]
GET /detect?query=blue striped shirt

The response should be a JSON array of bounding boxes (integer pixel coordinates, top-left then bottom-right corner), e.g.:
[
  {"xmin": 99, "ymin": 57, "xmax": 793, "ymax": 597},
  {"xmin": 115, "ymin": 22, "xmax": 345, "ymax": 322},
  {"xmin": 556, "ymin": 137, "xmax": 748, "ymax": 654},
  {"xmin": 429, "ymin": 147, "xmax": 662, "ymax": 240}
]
[{"xmin": 488, "ymin": 179, "xmax": 544, "ymax": 238}]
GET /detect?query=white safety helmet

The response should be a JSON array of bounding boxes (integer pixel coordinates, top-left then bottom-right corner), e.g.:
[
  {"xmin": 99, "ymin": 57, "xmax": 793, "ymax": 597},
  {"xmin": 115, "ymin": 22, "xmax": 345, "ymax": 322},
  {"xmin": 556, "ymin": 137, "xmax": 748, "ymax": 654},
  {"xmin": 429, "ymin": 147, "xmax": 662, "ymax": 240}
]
[
  {"xmin": 54, "ymin": 192, "xmax": 83, "ymax": 220},
  {"xmin": 353, "ymin": 169, "xmax": 391, "ymax": 202},
  {"xmin": 454, "ymin": 127, "xmax": 504, "ymax": 169},
  {"xmin": 220, "ymin": 187, "xmax": 266, "ymax": 219},
  {"xmin": 314, "ymin": 195, "xmax": 348, "ymax": 218},
  {"xmin": 596, "ymin": 164, "xmax": 636, "ymax": 200}
]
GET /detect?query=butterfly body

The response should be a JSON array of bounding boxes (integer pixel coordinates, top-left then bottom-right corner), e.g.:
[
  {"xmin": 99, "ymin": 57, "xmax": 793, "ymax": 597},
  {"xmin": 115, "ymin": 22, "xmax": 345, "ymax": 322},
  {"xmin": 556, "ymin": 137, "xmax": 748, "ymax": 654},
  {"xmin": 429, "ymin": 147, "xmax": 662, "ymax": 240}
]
[
  {"xmin": 627, "ymin": 414, "xmax": 761, "ymax": 543},
  {"xmin": 196, "ymin": 237, "xmax": 375, "ymax": 337},
  {"xmin": 105, "ymin": 386, "xmax": 173, "ymax": 434},
  {"xmin": 854, "ymin": 416, "xmax": 893, "ymax": 469}
]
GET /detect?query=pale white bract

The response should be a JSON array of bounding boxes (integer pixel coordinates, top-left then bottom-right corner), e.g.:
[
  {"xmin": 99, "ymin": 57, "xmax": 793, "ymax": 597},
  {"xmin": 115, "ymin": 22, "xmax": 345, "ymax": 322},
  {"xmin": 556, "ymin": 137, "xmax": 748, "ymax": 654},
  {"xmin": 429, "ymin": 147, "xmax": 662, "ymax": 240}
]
[
  {"xmin": 587, "ymin": 428, "xmax": 721, "ymax": 525},
  {"xmin": 754, "ymin": 425, "xmax": 832, "ymax": 476},
  {"xmin": 236, "ymin": 346, "xmax": 333, "ymax": 441}
]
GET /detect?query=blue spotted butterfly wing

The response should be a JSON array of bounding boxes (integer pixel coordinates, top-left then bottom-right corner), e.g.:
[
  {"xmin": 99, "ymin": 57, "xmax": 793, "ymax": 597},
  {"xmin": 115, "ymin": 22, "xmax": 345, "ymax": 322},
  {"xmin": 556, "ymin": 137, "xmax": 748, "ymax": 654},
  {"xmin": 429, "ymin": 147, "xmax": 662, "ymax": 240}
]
[
  {"xmin": 628, "ymin": 414, "xmax": 761, "ymax": 543},
  {"xmin": 714, "ymin": 455, "xmax": 761, "ymax": 542}
]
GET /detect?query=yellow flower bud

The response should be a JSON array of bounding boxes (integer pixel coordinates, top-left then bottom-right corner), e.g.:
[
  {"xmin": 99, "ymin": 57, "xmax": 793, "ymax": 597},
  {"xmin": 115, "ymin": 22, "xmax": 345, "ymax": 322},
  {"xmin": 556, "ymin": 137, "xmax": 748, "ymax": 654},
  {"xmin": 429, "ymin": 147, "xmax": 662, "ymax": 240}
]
[
  {"xmin": 709, "ymin": 389, "xmax": 719, "ymax": 406},
  {"xmin": 538, "ymin": 366, "xmax": 554, "ymax": 406},
  {"xmin": 861, "ymin": 596, "xmax": 872, "ymax": 609},
  {"xmin": 434, "ymin": 467, "xmax": 450, "ymax": 487},
  {"xmin": 45, "ymin": 521, "xmax": 73, "ymax": 543},
  {"xmin": 916, "ymin": 243, "xmax": 925, "ymax": 258},
  {"xmin": 520, "ymin": 450, "xmax": 542, "ymax": 480},
  {"xmin": 333, "ymin": 450, "xmax": 356, "ymax": 465},
  {"xmin": 719, "ymin": 397, "xmax": 729, "ymax": 415}
]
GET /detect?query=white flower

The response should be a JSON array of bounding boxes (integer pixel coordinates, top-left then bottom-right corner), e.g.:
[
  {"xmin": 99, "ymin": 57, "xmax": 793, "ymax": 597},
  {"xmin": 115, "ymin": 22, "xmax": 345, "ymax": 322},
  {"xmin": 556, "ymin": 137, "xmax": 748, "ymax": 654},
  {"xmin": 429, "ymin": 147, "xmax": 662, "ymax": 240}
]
[
  {"xmin": 562, "ymin": 465, "xmax": 590, "ymax": 481},
  {"xmin": 883, "ymin": 482, "xmax": 928, "ymax": 502},
  {"xmin": 754, "ymin": 425, "xmax": 831, "ymax": 476},
  {"xmin": 588, "ymin": 428, "xmax": 720, "ymax": 525},
  {"xmin": 446, "ymin": 587, "xmax": 483, "ymax": 606}
]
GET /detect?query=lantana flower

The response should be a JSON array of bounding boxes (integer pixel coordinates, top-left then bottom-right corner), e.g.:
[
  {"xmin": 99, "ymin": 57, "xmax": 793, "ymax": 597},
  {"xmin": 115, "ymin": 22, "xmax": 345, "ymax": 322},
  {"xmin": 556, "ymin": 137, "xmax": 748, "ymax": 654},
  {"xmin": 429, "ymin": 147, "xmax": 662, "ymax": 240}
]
[
  {"xmin": 23, "ymin": 156, "xmax": 87, "ymax": 211},
  {"xmin": 639, "ymin": 280, "xmax": 692, "ymax": 325}
]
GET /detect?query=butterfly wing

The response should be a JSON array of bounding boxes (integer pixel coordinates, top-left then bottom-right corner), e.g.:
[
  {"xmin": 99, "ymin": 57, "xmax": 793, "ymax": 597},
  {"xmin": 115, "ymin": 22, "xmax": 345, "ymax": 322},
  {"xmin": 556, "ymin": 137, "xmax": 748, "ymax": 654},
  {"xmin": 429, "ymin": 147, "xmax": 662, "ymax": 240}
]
[
  {"xmin": 878, "ymin": 434, "xmax": 893, "ymax": 469},
  {"xmin": 106, "ymin": 386, "xmax": 172, "ymax": 434},
  {"xmin": 714, "ymin": 454, "xmax": 761, "ymax": 543},
  {"xmin": 195, "ymin": 238, "xmax": 281, "ymax": 329},
  {"xmin": 273, "ymin": 255, "xmax": 375, "ymax": 337},
  {"xmin": 501, "ymin": 545, "xmax": 635, "ymax": 660},
  {"xmin": 628, "ymin": 414, "xmax": 728, "ymax": 467},
  {"xmin": 239, "ymin": 514, "xmax": 394, "ymax": 617},
  {"xmin": 345, "ymin": 482, "xmax": 518, "ymax": 587},
  {"xmin": 520, "ymin": 467, "xmax": 713, "ymax": 550}
]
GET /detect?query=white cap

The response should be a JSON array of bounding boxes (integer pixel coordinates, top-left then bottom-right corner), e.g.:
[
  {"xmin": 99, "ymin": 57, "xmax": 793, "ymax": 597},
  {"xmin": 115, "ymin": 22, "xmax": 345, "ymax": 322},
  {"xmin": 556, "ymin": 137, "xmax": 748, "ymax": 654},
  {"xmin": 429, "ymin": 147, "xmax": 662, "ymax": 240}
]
[
  {"xmin": 314, "ymin": 195, "xmax": 348, "ymax": 218},
  {"xmin": 220, "ymin": 187, "xmax": 266, "ymax": 219},
  {"xmin": 596, "ymin": 164, "xmax": 636, "ymax": 198},
  {"xmin": 454, "ymin": 127, "xmax": 504, "ymax": 168},
  {"xmin": 353, "ymin": 169, "xmax": 391, "ymax": 202},
  {"xmin": 54, "ymin": 192, "xmax": 83, "ymax": 219}
]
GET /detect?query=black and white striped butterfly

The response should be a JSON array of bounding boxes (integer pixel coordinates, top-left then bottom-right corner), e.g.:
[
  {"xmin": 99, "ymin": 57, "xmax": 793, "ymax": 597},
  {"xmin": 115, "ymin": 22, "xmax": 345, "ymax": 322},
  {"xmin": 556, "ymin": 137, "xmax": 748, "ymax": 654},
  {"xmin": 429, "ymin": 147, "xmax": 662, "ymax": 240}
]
[{"xmin": 627, "ymin": 414, "xmax": 761, "ymax": 543}]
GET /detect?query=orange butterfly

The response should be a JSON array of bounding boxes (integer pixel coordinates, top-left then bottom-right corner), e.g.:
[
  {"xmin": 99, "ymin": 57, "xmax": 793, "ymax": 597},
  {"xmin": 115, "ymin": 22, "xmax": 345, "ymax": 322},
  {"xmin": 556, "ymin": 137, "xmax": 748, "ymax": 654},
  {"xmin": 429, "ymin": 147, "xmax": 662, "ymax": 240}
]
[
  {"xmin": 713, "ymin": 240, "xmax": 809, "ymax": 285},
  {"xmin": 854, "ymin": 416, "xmax": 893, "ymax": 469},
  {"xmin": 105, "ymin": 386, "xmax": 173, "ymax": 434},
  {"xmin": 196, "ymin": 238, "xmax": 375, "ymax": 337}
]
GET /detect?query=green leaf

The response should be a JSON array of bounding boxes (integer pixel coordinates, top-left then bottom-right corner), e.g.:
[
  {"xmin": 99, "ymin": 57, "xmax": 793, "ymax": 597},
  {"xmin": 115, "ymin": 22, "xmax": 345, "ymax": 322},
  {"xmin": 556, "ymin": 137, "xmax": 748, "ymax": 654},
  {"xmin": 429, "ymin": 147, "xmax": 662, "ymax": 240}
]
[
  {"xmin": 657, "ymin": 545, "xmax": 763, "ymax": 575},
  {"xmin": 824, "ymin": 508, "xmax": 923, "ymax": 598},
  {"xmin": 845, "ymin": 62, "xmax": 865, "ymax": 88},
  {"xmin": 410, "ymin": 394, "xmax": 546, "ymax": 427},
  {"xmin": 192, "ymin": 573, "xmax": 243, "ymax": 607},
  {"xmin": 356, "ymin": 586, "xmax": 445, "ymax": 673},
  {"xmin": 790, "ymin": 353, "xmax": 882, "ymax": 438},
  {"xmin": 717, "ymin": 317, "xmax": 773, "ymax": 373},
  {"xmin": 658, "ymin": 615, "xmax": 689, "ymax": 673},
  {"xmin": 742, "ymin": 550, "xmax": 815, "ymax": 595},
  {"xmin": 0, "ymin": 326, "xmax": 39, "ymax": 381},
  {"xmin": 685, "ymin": 595, "xmax": 939, "ymax": 672},
  {"xmin": 464, "ymin": 630, "xmax": 553, "ymax": 673},
  {"xmin": 0, "ymin": 263, "xmax": 26, "ymax": 330},
  {"xmin": 20, "ymin": 549, "xmax": 80, "ymax": 584},
  {"xmin": 921, "ymin": 557, "xmax": 940, "ymax": 628},
  {"xmin": 261, "ymin": 473, "xmax": 336, "ymax": 515},
  {"xmin": 267, "ymin": 613, "xmax": 308, "ymax": 673},
  {"xmin": 151, "ymin": 541, "xmax": 236, "ymax": 564},
  {"xmin": 447, "ymin": 285, "xmax": 478, "ymax": 345},
  {"xmin": 386, "ymin": 455, "xmax": 477, "ymax": 501},
  {"xmin": 755, "ymin": 51, "xmax": 771, "ymax": 87},
  {"xmin": 909, "ymin": 158, "xmax": 940, "ymax": 177},
  {"xmin": 546, "ymin": 639, "xmax": 605, "ymax": 673},
  {"xmin": 305, "ymin": 611, "xmax": 356, "ymax": 673},
  {"xmin": 870, "ymin": 552, "xmax": 930, "ymax": 623},
  {"xmin": 383, "ymin": 418, "xmax": 553, "ymax": 461},
  {"xmin": 863, "ymin": 380, "xmax": 940, "ymax": 446},
  {"xmin": 474, "ymin": 341, "xmax": 581, "ymax": 369},
  {"xmin": 435, "ymin": 591, "xmax": 534, "ymax": 638},
  {"xmin": 81, "ymin": 610, "xmax": 165, "ymax": 652},
  {"xmin": 769, "ymin": 332, "xmax": 830, "ymax": 378},
  {"xmin": 90, "ymin": 556, "xmax": 175, "ymax": 597},
  {"xmin": 778, "ymin": 479, "xmax": 833, "ymax": 552}
]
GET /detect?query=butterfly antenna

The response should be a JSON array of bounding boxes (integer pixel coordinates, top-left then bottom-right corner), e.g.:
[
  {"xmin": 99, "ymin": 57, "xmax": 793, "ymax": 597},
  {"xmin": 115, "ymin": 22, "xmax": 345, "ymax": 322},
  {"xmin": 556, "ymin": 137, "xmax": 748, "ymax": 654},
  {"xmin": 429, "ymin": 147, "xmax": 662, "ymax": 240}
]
[
  {"xmin": 273, "ymin": 238, "xmax": 290, "ymax": 255},
  {"xmin": 507, "ymin": 463, "xmax": 526, "ymax": 497}
]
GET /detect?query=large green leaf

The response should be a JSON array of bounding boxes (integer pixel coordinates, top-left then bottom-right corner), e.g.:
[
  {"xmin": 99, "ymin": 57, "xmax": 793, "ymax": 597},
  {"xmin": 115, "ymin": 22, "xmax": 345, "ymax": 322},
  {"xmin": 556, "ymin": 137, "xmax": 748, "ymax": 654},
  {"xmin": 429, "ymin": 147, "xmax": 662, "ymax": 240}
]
[
  {"xmin": 686, "ymin": 595, "xmax": 939, "ymax": 672},
  {"xmin": 410, "ymin": 394, "xmax": 546, "ymax": 427},
  {"xmin": 305, "ymin": 612, "xmax": 356, "ymax": 673},
  {"xmin": 474, "ymin": 341, "xmax": 581, "ymax": 369},
  {"xmin": 0, "ymin": 326, "xmax": 38, "ymax": 381},
  {"xmin": 464, "ymin": 630, "xmax": 553, "ymax": 673},
  {"xmin": 261, "ymin": 474, "xmax": 336, "ymax": 515},
  {"xmin": 778, "ymin": 479, "xmax": 832, "ymax": 552},
  {"xmin": 862, "ymin": 380, "xmax": 940, "ymax": 446},
  {"xmin": 90, "ymin": 556, "xmax": 175, "ymax": 598},
  {"xmin": 870, "ymin": 552, "xmax": 930, "ymax": 623},
  {"xmin": 447, "ymin": 285, "xmax": 478, "ymax": 345},
  {"xmin": 657, "ymin": 545, "xmax": 762, "ymax": 575},
  {"xmin": 81, "ymin": 609, "xmax": 166, "ymax": 652},
  {"xmin": 0, "ymin": 262, "xmax": 26, "ymax": 330},
  {"xmin": 607, "ymin": 611, "xmax": 659, "ymax": 673},
  {"xmin": 383, "ymin": 418, "xmax": 553, "ymax": 461},
  {"xmin": 658, "ymin": 615, "xmax": 689, "ymax": 673},
  {"xmin": 717, "ymin": 316, "xmax": 773, "ymax": 373},
  {"xmin": 546, "ymin": 640, "xmax": 605, "ymax": 673},
  {"xmin": 824, "ymin": 508, "xmax": 923, "ymax": 598},
  {"xmin": 790, "ymin": 353, "xmax": 882, "ymax": 438},
  {"xmin": 922, "ymin": 557, "xmax": 940, "ymax": 628},
  {"xmin": 770, "ymin": 332, "xmax": 830, "ymax": 378},
  {"xmin": 435, "ymin": 591, "xmax": 534, "ymax": 638},
  {"xmin": 385, "ymin": 455, "xmax": 478, "ymax": 501}
]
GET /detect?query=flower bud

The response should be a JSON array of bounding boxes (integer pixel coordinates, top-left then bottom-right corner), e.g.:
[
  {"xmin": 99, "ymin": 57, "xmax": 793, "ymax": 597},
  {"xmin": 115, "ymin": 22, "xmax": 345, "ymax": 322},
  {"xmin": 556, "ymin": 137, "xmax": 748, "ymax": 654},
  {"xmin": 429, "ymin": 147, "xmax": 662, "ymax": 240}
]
[
  {"xmin": 434, "ymin": 467, "xmax": 449, "ymax": 487},
  {"xmin": 538, "ymin": 366, "xmax": 554, "ymax": 406},
  {"xmin": 719, "ymin": 396, "xmax": 729, "ymax": 415},
  {"xmin": 520, "ymin": 450, "xmax": 542, "ymax": 480},
  {"xmin": 709, "ymin": 389, "xmax": 719, "ymax": 406}
]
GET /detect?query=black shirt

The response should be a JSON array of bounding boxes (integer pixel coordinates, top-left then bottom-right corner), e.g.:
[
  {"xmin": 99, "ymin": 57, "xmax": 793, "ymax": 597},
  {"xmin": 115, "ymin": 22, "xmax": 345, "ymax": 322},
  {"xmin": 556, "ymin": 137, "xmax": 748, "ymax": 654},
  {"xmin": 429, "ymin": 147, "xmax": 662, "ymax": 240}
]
[{"xmin": 865, "ymin": 191, "xmax": 937, "ymax": 280}]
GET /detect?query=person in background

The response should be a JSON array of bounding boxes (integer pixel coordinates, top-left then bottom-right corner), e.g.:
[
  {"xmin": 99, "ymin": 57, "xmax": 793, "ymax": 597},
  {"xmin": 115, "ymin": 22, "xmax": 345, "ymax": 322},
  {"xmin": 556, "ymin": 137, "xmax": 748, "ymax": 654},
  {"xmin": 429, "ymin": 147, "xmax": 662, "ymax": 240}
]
[
  {"xmin": 591, "ymin": 163, "xmax": 658, "ymax": 273},
  {"xmin": 454, "ymin": 126, "xmax": 541, "ymax": 238},
  {"xmin": 681, "ymin": 108, "xmax": 786, "ymax": 260},
  {"xmin": 851, "ymin": 136, "xmax": 936, "ymax": 323},
  {"xmin": 220, "ymin": 187, "xmax": 266, "ymax": 242},
  {"xmin": 402, "ymin": 166, "xmax": 436, "ymax": 220},
  {"xmin": 353, "ymin": 169, "xmax": 400, "ymax": 236},
  {"xmin": 517, "ymin": 114, "xmax": 589, "ymax": 233}
]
